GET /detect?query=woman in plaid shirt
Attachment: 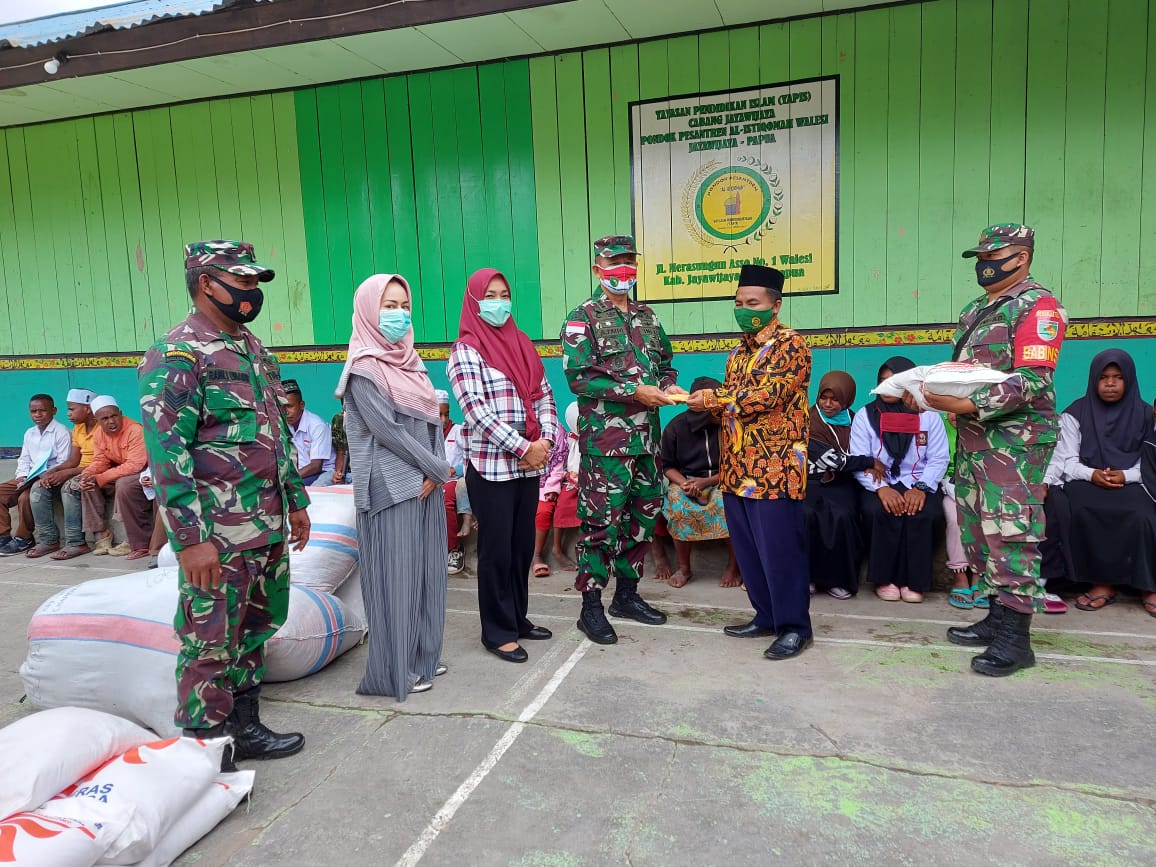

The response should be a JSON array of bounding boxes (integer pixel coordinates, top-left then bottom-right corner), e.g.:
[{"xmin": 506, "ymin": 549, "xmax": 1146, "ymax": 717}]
[{"xmin": 448, "ymin": 268, "xmax": 560, "ymax": 664}]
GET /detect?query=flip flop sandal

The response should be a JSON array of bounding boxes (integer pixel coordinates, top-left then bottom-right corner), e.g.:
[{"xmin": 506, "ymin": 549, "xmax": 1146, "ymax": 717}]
[
  {"xmin": 1043, "ymin": 593, "xmax": 1068, "ymax": 614},
  {"xmin": 51, "ymin": 545, "xmax": 90, "ymax": 561},
  {"xmin": 123, "ymin": 549, "xmax": 151, "ymax": 561},
  {"xmin": 1075, "ymin": 593, "xmax": 1117, "ymax": 611},
  {"xmin": 532, "ymin": 563, "xmax": 550, "ymax": 577},
  {"xmin": 1142, "ymin": 599, "xmax": 1156, "ymax": 619},
  {"xmin": 971, "ymin": 587, "xmax": 990, "ymax": 609},
  {"xmin": 949, "ymin": 588, "xmax": 975, "ymax": 610},
  {"xmin": 25, "ymin": 543, "xmax": 61, "ymax": 559}
]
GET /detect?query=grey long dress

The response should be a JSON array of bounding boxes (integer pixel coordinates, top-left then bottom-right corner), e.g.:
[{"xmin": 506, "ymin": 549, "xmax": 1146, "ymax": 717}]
[{"xmin": 344, "ymin": 374, "xmax": 451, "ymax": 700}]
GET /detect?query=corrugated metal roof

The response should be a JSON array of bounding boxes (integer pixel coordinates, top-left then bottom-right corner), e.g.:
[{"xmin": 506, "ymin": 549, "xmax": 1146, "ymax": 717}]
[{"xmin": 0, "ymin": 0, "xmax": 276, "ymax": 49}]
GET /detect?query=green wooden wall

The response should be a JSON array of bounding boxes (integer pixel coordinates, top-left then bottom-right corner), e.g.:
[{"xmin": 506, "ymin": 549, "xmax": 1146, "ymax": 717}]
[{"xmin": 1, "ymin": 0, "xmax": 1155, "ymax": 355}]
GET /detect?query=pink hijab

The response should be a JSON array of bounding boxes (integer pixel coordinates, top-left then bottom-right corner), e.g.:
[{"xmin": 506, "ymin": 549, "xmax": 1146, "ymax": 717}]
[
  {"xmin": 455, "ymin": 268, "xmax": 546, "ymax": 440},
  {"xmin": 335, "ymin": 274, "xmax": 439, "ymax": 423}
]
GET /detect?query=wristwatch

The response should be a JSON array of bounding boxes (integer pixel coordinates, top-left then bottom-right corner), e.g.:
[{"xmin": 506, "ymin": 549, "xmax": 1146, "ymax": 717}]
[{"xmin": 913, "ymin": 481, "xmax": 933, "ymax": 493}]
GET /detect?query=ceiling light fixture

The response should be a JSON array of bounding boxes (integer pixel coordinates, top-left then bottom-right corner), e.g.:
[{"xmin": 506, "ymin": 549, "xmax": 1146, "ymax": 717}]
[{"xmin": 43, "ymin": 51, "xmax": 68, "ymax": 75}]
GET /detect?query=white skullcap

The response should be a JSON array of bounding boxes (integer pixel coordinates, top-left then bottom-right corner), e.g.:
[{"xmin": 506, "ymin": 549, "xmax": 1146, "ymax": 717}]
[
  {"xmin": 90, "ymin": 395, "xmax": 119, "ymax": 413},
  {"xmin": 435, "ymin": 389, "xmax": 450, "ymax": 404},
  {"xmin": 66, "ymin": 388, "xmax": 96, "ymax": 405}
]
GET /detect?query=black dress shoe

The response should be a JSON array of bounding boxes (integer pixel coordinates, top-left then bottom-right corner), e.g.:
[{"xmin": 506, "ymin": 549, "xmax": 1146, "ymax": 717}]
[
  {"xmin": 724, "ymin": 620, "xmax": 776, "ymax": 638},
  {"xmin": 486, "ymin": 644, "xmax": 529, "ymax": 663},
  {"xmin": 520, "ymin": 625, "xmax": 553, "ymax": 640},
  {"xmin": 763, "ymin": 632, "xmax": 812, "ymax": 660}
]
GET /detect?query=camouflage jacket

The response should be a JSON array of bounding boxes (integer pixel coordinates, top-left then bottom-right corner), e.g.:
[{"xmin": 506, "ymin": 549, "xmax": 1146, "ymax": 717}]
[
  {"xmin": 561, "ymin": 294, "xmax": 677, "ymax": 457},
  {"xmin": 952, "ymin": 279, "xmax": 1066, "ymax": 453},
  {"xmin": 138, "ymin": 310, "xmax": 309, "ymax": 553},
  {"xmin": 705, "ymin": 319, "xmax": 811, "ymax": 499}
]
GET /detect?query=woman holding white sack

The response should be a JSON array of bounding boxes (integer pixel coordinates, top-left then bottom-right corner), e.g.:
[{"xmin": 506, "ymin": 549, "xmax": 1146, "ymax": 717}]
[{"xmin": 851, "ymin": 356, "xmax": 949, "ymax": 602}]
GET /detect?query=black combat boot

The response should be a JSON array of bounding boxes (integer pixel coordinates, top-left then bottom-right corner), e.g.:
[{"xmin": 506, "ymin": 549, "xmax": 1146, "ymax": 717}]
[
  {"xmin": 608, "ymin": 578, "xmax": 667, "ymax": 625},
  {"xmin": 970, "ymin": 605, "xmax": 1035, "ymax": 677},
  {"xmin": 226, "ymin": 687, "xmax": 305, "ymax": 761},
  {"xmin": 946, "ymin": 597, "xmax": 1002, "ymax": 646},
  {"xmin": 183, "ymin": 722, "xmax": 237, "ymax": 772},
  {"xmin": 577, "ymin": 589, "xmax": 618, "ymax": 644}
]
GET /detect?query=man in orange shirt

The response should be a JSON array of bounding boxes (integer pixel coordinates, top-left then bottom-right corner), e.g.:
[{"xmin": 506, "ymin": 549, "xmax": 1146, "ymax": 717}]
[
  {"xmin": 688, "ymin": 265, "xmax": 813, "ymax": 660},
  {"xmin": 61, "ymin": 395, "xmax": 152, "ymax": 559}
]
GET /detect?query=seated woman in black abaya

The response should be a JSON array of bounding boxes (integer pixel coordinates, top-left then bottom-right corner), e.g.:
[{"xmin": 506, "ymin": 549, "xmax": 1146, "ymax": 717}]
[
  {"xmin": 1044, "ymin": 349, "xmax": 1156, "ymax": 617},
  {"xmin": 804, "ymin": 370, "xmax": 886, "ymax": 599}
]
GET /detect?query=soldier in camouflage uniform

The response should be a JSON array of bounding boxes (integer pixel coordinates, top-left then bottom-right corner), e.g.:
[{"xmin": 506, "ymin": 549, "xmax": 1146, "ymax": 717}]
[
  {"xmin": 139, "ymin": 240, "xmax": 311, "ymax": 767},
  {"xmin": 560, "ymin": 234, "xmax": 686, "ymax": 644},
  {"xmin": 923, "ymin": 224, "xmax": 1066, "ymax": 677}
]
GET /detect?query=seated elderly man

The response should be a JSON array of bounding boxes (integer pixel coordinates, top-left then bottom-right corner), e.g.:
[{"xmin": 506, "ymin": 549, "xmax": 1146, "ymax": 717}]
[
  {"xmin": 0, "ymin": 393, "xmax": 73, "ymax": 556},
  {"xmin": 30, "ymin": 387, "xmax": 98, "ymax": 558},
  {"xmin": 58, "ymin": 395, "xmax": 151, "ymax": 560},
  {"xmin": 282, "ymin": 379, "xmax": 335, "ymax": 486}
]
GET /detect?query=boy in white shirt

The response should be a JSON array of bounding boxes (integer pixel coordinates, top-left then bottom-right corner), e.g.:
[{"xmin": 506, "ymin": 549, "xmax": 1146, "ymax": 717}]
[{"xmin": 0, "ymin": 394, "xmax": 73, "ymax": 556}]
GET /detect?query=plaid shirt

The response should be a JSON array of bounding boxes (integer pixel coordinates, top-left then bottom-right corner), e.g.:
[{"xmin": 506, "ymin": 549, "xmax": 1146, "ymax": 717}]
[{"xmin": 447, "ymin": 343, "xmax": 560, "ymax": 482}]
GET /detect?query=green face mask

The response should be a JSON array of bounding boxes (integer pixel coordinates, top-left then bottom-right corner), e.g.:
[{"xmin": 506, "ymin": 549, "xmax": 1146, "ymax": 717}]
[
  {"xmin": 478, "ymin": 298, "xmax": 512, "ymax": 327},
  {"xmin": 734, "ymin": 306, "xmax": 775, "ymax": 334}
]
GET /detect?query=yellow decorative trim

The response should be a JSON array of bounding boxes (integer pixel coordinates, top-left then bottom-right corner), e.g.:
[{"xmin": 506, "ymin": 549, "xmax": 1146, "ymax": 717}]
[{"xmin": 3, "ymin": 318, "xmax": 1155, "ymax": 369}]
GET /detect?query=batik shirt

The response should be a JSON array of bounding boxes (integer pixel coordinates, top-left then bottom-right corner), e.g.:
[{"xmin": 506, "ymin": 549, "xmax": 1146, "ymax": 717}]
[
  {"xmin": 704, "ymin": 319, "xmax": 811, "ymax": 500},
  {"xmin": 560, "ymin": 295, "xmax": 677, "ymax": 457},
  {"xmin": 952, "ymin": 278, "xmax": 1066, "ymax": 453},
  {"xmin": 138, "ymin": 311, "xmax": 309, "ymax": 553}
]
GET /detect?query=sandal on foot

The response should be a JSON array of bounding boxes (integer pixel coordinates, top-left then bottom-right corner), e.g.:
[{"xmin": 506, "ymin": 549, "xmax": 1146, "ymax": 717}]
[
  {"xmin": 1142, "ymin": 598, "xmax": 1156, "ymax": 619},
  {"xmin": 949, "ymin": 588, "xmax": 974, "ymax": 610},
  {"xmin": 532, "ymin": 563, "xmax": 550, "ymax": 578},
  {"xmin": 25, "ymin": 542, "xmax": 61, "ymax": 559},
  {"xmin": 826, "ymin": 587, "xmax": 853, "ymax": 600},
  {"xmin": 900, "ymin": 587, "xmax": 924, "ymax": 603},
  {"xmin": 124, "ymin": 549, "xmax": 151, "ymax": 561},
  {"xmin": 1075, "ymin": 592, "xmax": 1117, "ymax": 611},
  {"xmin": 971, "ymin": 587, "xmax": 990, "ymax": 609},
  {"xmin": 875, "ymin": 584, "xmax": 901, "ymax": 602},
  {"xmin": 51, "ymin": 545, "xmax": 90, "ymax": 560},
  {"xmin": 1043, "ymin": 593, "xmax": 1068, "ymax": 614}
]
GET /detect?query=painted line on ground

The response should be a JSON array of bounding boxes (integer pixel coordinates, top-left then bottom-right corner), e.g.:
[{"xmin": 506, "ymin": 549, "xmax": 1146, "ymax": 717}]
[
  {"xmin": 446, "ymin": 608, "xmax": 1156, "ymax": 668},
  {"xmin": 395, "ymin": 638, "xmax": 592, "ymax": 867},
  {"xmin": 451, "ymin": 587, "xmax": 1156, "ymax": 642}
]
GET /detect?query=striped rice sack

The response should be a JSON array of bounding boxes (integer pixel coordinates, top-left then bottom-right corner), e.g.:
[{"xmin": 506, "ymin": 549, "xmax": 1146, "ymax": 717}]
[
  {"xmin": 21, "ymin": 571, "xmax": 367, "ymax": 735},
  {"xmin": 155, "ymin": 487, "xmax": 357, "ymax": 593}
]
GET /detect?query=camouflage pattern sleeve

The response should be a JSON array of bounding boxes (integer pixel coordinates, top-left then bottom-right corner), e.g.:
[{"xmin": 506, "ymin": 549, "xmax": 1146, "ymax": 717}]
[
  {"xmin": 560, "ymin": 313, "xmax": 639, "ymax": 403},
  {"xmin": 971, "ymin": 366, "xmax": 1055, "ymax": 423},
  {"xmin": 655, "ymin": 319, "xmax": 678, "ymax": 390},
  {"xmin": 269, "ymin": 363, "xmax": 309, "ymax": 514},
  {"xmin": 971, "ymin": 296, "xmax": 1064, "ymax": 422},
  {"xmin": 139, "ymin": 342, "xmax": 209, "ymax": 551}
]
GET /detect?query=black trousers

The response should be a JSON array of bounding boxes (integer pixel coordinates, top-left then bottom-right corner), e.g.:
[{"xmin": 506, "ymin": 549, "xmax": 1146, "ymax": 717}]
[
  {"xmin": 861, "ymin": 483, "xmax": 941, "ymax": 592},
  {"xmin": 465, "ymin": 466, "xmax": 540, "ymax": 648}
]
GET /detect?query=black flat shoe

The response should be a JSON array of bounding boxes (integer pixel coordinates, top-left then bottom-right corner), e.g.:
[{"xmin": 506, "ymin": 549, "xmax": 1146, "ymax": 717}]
[
  {"xmin": 486, "ymin": 644, "xmax": 528, "ymax": 663},
  {"xmin": 724, "ymin": 620, "xmax": 776, "ymax": 638},
  {"xmin": 764, "ymin": 632, "xmax": 812, "ymax": 660},
  {"xmin": 520, "ymin": 625, "xmax": 553, "ymax": 640}
]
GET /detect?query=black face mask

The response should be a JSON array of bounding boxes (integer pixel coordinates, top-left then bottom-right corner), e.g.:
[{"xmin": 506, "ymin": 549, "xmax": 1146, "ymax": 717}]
[
  {"xmin": 975, "ymin": 252, "xmax": 1021, "ymax": 288},
  {"xmin": 207, "ymin": 274, "xmax": 264, "ymax": 323}
]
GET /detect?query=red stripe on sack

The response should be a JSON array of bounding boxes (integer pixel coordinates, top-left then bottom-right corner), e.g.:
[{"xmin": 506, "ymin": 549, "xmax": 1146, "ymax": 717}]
[{"xmin": 28, "ymin": 613, "xmax": 180, "ymax": 654}]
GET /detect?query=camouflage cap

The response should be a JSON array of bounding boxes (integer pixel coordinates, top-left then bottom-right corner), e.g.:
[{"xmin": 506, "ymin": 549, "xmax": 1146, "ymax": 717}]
[
  {"xmin": 593, "ymin": 234, "xmax": 638, "ymax": 259},
  {"xmin": 961, "ymin": 223, "xmax": 1035, "ymax": 258},
  {"xmin": 185, "ymin": 240, "xmax": 275, "ymax": 282}
]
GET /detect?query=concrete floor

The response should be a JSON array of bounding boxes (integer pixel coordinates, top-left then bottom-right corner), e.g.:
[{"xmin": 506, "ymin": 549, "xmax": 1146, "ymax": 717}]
[{"xmin": 2, "ymin": 504, "xmax": 1155, "ymax": 864}]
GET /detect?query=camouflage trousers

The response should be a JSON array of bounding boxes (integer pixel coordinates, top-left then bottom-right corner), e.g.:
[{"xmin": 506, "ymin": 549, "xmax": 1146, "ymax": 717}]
[
  {"xmin": 174, "ymin": 540, "xmax": 289, "ymax": 728},
  {"xmin": 575, "ymin": 454, "xmax": 662, "ymax": 593},
  {"xmin": 955, "ymin": 446, "xmax": 1049, "ymax": 614}
]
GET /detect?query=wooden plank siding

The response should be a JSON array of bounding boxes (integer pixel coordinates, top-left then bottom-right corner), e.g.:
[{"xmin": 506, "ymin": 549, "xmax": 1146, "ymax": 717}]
[{"xmin": 0, "ymin": 0, "xmax": 1154, "ymax": 356}]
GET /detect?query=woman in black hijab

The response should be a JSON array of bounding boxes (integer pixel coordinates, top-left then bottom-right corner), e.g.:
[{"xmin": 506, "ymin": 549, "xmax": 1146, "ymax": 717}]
[
  {"xmin": 849, "ymin": 356, "xmax": 949, "ymax": 602},
  {"xmin": 1044, "ymin": 349, "xmax": 1156, "ymax": 616}
]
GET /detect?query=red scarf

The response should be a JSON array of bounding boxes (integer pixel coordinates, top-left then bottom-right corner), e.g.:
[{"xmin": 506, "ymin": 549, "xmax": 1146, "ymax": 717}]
[{"xmin": 455, "ymin": 268, "xmax": 546, "ymax": 440}]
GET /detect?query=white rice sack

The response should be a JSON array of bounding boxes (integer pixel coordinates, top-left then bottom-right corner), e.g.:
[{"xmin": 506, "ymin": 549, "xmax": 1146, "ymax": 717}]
[
  {"xmin": 50, "ymin": 737, "xmax": 226, "ymax": 865},
  {"xmin": 131, "ymin": 770, "xmax": 254, "ymax": 867},
  {"xmin": 870, "ymin": 365, "xmax": 932, "ymax": 410},
  {"xmin": 0, "ymin": 708, "xmax": 155, "ymax": 821},
  {"xmin": 156, "ymin": 487, "xmax": 357, "ymax": 593},
  {"xmin": 264, "ymin": 585, "xmax": 367, "ymax": 683},
  {"xmin": 0, "ymin": 808, "xmax": 124, "ymax": 867},
  {"xmin": 923, "ymin": 362, "xmax": 1010, "ymax": 397},
  {"xmin": 21, "ymin": 571, "xmax": 184, "ymax": 737},
  {"xmin": 334, "ymin": 567, "xmax": 364, "ymax": 623}
]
